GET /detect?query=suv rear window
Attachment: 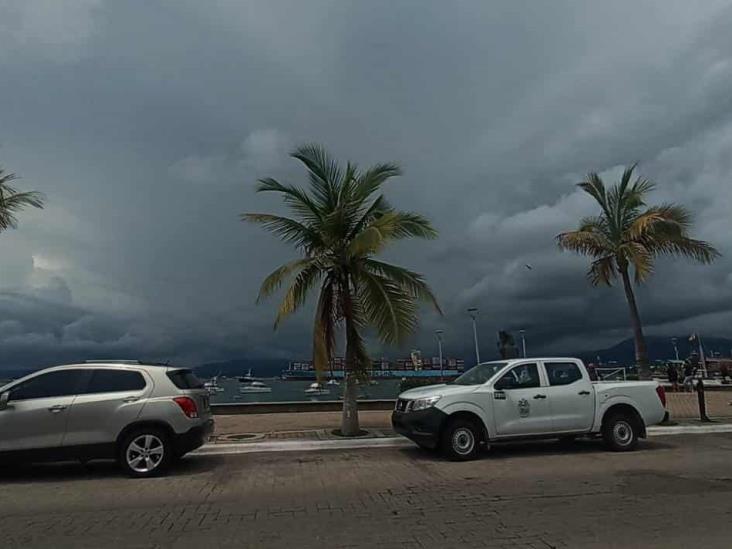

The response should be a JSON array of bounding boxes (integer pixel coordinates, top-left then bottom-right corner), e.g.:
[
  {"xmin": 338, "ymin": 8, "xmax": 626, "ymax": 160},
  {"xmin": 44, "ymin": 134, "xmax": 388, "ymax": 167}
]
[
  {"xmin": 84, "ymin": 369, "xmax": 146, "ymax": 393},
  {"xmin": 167, "ymin": 369, "xmax": 204, "ymax": 389}
]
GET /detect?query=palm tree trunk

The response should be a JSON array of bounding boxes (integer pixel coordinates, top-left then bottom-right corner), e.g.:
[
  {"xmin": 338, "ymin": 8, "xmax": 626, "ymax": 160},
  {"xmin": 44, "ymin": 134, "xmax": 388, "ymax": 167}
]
[
  {"xmin": 340, "ymin": 276, "xmax": 361, "ymax": 437},
  {"xmin": 619, "ymin": 265, "xmax": 650, "ymax": 379}
]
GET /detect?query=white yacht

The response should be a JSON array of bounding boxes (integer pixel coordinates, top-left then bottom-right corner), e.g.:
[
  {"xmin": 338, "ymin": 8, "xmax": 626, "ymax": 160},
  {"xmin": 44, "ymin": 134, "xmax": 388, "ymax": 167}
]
[
  {"xmin": 304, "ymin": 382, "xmax": 330, "ymax": 395},
  {"xmin": 237, "ymin": 369, "xmax": 272, "ymax": 393},
  {"xmin": 204, "ymin": 376, "xmax": 225, "ymax": 394},
  {"xmin": 326, "ymin": 378, "xmax": 340, "ymax": 386},
  {"xmin": 239, "ymin": 380, "xmax": 272, "ymax": 394}
]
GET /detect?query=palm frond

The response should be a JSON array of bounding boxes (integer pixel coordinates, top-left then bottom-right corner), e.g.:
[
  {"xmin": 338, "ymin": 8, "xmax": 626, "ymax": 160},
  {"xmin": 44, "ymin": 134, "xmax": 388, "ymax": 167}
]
[
  {"xmin": 256, "ymin": 258, "xmax": 316, "ymax": 303},
  {"xmin": 356, "ymin": 269, "xmax": 418, "ymax": 344},
  {"xmin": 362, "ymin": 259, "xmax": 442, "ymax": 315},
  {"xmin": 241, "ymin": 213, "xmax": 321, "ymax": 250},
  {"xmin": 348, "ymin": 194, "xmax": 391, "ymax": 239},
  {"xmin": 290, "ymin": 144, "xmax": 341, "ymax": 210},
  {"xmin": 622, "ymin": 242, "xmax": 654, "ymax": 283},
  {"xmin": 274, "ymin": 264, "xmax": 322, "ymax": 328},
  {"xmin": 578, "ymin": 173, "xmax": 611, "ymax": 219},
  {"xmin": 350, "ymin": 163, "xmax": 402, "ymax": 204},
  {"xmin": 587, "ymin": 256, "xmax": 617, "ymax": 286},
  {"xmin": 556, "ymin": 229, "xmax": 613, "ymax": 257},
  {"xmin": 312, "ymin": 276, "xmax": 337, "ymax": 378},
  {"xmin": 0, "ymin": 170, "xmax": 45, "ymax": 231},
  {"xmin": 627, "ymin": 204, "xmax": 690, "ymax": 240},
  {"xmin": 649, "ymin": 237, "xmax": 720, "ymax": 264},
  {"xmin": 254, "ymin": 177, "xmax": 322, "ymax": 222}
]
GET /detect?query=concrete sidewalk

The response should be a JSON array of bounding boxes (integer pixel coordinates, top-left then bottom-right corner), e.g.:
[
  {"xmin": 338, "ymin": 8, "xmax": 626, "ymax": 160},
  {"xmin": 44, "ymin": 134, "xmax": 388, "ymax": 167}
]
[
  {"xmin": 211, "ymin": 391, "xmax": 732, "ymax": 446},
  {"xmin": 214, "ymin": 390, "xmax": 732, "ymax": 438}
]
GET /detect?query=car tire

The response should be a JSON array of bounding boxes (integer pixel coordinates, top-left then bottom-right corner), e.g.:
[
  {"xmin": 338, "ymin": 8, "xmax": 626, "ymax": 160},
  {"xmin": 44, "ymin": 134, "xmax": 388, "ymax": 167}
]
[
  {"xmin": 119, "ymin": 428, "xmax": 172, "ymax": 478},
  {"xmin": 441, "ymin": 418, "xmax": 481, "ymax": 461},
  {"xmin": 602, "ymin": 412, "xmax": 640, "ymax": 452}
]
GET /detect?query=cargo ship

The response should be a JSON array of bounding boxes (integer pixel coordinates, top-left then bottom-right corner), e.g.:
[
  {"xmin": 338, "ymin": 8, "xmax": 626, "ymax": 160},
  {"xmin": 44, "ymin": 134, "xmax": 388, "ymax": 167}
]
[{"xmin": 281, "ymin": 351, "xmax": 466, "ymax": 381}]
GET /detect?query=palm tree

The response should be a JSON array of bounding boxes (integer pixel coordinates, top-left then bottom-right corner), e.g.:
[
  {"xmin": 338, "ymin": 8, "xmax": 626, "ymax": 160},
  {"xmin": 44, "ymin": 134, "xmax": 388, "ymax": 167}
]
[
  {"xmin": 244, "ymin": 144, "xmax": 441, "ymax": 435},
  {"xmin": 0, "ymin": 166, "xmax": 44, "ymax": 232},
  {"xmin": 557, "ymin": 164, "xmax": 719, "ymax": 378}
]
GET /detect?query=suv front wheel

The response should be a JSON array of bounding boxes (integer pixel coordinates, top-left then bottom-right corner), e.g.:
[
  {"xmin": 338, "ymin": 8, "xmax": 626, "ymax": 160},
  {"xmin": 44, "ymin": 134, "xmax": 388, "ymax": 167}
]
[
  {"xmin": 119, "ymin": 427, "xmax": 172, "ymax": 478},
  {"xmin": 441, "ymin": 418, "xmax": 481, "ymax": 461}
]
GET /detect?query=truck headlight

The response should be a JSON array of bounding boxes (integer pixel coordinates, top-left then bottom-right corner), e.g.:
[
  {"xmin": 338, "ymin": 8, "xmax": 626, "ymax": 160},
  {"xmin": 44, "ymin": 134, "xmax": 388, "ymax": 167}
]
[{"xmin": 410, "ymin": 395, "xmax": 441, "ymax": 411}]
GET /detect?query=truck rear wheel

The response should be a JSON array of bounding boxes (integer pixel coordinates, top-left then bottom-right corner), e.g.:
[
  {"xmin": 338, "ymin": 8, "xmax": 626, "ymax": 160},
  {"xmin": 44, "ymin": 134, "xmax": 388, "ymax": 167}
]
[
  {"xmin": 441, "ymin": 418, "xmax": 481, "ymax": 461},
  {"xmin": 602, "ymin": 412, "xmax": 639, "ymax": 452}
]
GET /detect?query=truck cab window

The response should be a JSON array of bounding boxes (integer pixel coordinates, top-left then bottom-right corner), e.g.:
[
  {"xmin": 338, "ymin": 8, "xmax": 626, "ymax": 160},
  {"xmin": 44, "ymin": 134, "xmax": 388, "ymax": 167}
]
[
  {"xmin": 496, "ymin": 364, "xmax": 540, "ymax": 389},
  {"xmin": 545, "ymin": 362, "xmax": 583, "ymax": 386}
]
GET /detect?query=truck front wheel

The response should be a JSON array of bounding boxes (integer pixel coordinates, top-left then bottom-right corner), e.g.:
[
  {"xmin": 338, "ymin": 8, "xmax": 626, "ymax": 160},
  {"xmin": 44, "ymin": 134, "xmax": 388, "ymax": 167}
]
[
  {"xmin": 602, "ymin": 412, "xmax": 639, "ymax": 452},
  {"xmin": 441, "ymin": 418, "xmax": 481, "ymax": 461}
]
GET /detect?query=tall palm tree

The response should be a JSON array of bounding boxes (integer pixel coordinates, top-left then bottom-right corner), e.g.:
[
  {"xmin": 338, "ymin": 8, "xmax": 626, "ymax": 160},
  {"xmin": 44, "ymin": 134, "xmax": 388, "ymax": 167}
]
[
  {"xmin": 244, "ymin": 144, "xmax": 441, "ymax": 435},
  {"xmin": 0, "ymin": 166, "xmax": 44, "ymax": 232},
  {"xmin": 557, "ymin": 164, "xmax": 719, "ymax": 378}
]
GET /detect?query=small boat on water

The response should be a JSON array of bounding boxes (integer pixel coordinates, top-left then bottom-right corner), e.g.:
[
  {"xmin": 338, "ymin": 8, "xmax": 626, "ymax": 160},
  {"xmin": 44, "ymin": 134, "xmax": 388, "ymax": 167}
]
[
  {"xmin": 304, "ymin": 382, "xmax": 330, "ymax": 395},
  {"xmin": 239, "ymin": 380, "xmax": 272, "ymax": 394},
  {"xmin": 237, "ymin": 369, "xmax": 272, "ymax": 393},
  {"xmin": 238, "ymin": 369, "xmax": 257, "ymax": 383},
  {"xmin": 204, "ymin": 376, "xmax": 225, "ymax": 394},
  {"xmin": 326, "ymin": 379, "xmax": 340, "ymax": 386}
]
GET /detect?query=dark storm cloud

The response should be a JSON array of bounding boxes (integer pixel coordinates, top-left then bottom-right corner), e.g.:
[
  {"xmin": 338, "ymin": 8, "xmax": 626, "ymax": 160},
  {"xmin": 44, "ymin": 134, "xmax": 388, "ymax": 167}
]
[{"xmin": 1, "ymin": 0, "xmax": 732, "ymax": 369}]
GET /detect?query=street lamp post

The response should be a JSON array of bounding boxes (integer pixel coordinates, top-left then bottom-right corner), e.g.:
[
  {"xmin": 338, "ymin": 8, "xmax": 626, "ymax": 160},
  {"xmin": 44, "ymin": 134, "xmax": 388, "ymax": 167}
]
[
  {"xmin": 467, "ymin": 308, "xmax": 480, "ymax": 365},
  {"xmin": 671, "ymin": 337, "xmax": 679, "ymax": 361},
  {"xmin": 519, "ymin": 329, "xmax": 527, "ymax": 358},
  {"xmin": 435, "ymin": 330, "xmax": 444, "ymax": 382}
]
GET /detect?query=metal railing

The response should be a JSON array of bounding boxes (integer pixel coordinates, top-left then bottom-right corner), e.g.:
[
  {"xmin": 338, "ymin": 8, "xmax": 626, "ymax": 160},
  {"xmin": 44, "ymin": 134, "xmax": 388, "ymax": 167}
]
[{"xmin": 595, "ymin": 367, "xmax": 627, "ymax": 381}]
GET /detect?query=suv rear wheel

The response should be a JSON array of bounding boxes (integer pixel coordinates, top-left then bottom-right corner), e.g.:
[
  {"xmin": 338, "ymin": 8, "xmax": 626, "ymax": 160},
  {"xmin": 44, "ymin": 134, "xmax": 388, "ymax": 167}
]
[
  {"xmin": 441, "ymin": 418, "xmax": 481, "ymax": 461},
  {"xmin": 119, "ymin": 427, "xmax": 172, "ymax": 478},
  {"xmin": 602, "ymin": 412, "xmax": 640, "ymax": 452}
]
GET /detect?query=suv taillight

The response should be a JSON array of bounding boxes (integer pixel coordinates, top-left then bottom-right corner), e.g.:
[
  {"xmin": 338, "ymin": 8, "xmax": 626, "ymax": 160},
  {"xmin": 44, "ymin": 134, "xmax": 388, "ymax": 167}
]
[
  {"xmin": 655, "ymin": 385, "xmax": 666, "ymax": 408},
  {"xmin": 173, "ymin": 396, "xmax": 199, "ymax": 418}
]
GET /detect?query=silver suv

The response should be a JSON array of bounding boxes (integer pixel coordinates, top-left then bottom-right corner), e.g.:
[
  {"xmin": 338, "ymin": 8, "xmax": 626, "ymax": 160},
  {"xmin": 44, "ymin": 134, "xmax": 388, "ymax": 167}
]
[{"xmin": 0, "ymin": 360, "xmax": 214, "ymax": 477}]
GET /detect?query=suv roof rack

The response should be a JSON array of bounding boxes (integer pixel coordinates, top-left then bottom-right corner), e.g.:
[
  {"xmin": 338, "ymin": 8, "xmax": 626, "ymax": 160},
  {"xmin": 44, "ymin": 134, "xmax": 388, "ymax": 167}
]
[
  {"xmin": 84, "ymin": 359, "xmax": 141, "ymax": 364},
  {"xmin": 82, "ymin": 359, "xmax": 172, "ymax": 367}
]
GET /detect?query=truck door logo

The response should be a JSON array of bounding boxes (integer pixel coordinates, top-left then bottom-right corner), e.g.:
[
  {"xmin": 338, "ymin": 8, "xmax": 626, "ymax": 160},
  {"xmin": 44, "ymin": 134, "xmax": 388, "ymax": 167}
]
[{"xmin": 518, "ymin": 398, "xmax": 530, "ymax": 417}]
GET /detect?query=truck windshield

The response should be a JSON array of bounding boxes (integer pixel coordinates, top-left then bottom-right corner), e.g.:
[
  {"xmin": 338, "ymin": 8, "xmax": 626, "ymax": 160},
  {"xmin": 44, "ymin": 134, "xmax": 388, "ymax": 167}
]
[{"xmin": 451, "ymin": 362, "xmax": 507, "ymax": 385}]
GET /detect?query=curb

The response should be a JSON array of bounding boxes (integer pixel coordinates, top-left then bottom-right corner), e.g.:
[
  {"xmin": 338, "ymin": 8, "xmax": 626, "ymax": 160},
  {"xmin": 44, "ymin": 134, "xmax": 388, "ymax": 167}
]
[{"xmin": 192, "ymin": 422, "xmax": 732, "ymax": 457}]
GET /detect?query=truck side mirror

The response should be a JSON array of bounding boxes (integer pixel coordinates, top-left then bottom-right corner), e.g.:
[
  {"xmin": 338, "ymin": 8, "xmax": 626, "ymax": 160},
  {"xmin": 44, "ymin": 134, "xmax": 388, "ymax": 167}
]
[{"xmin": 0, "ymin": 392, "xmax": 9, "ymax": 411}]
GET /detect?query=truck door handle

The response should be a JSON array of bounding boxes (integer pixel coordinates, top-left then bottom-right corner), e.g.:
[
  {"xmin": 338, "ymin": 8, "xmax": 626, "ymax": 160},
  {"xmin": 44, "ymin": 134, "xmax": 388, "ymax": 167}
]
[
  {"xmin": 533, "ymin": 394, "xmax": 546, "ymax": 399},
  {"xmin": 47, "ymin": 405, "xmax": 67, "ymax": 413},
  {"xmin": 123, "ymin": 396, "xmax": 141, "ymax": 403},
  {"xmin": 578, "ymin": 390, "xmax": 591, "ymax": 395}
]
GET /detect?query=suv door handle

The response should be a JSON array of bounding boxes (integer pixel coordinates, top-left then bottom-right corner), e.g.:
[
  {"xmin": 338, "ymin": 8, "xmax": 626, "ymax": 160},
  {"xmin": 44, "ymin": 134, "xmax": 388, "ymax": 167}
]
[
  {"xmin": 47, "ymin": 405, "xmax": 67, "ymax": 413},
  {"xmin": 578, "ymin": 390, "xmax": 591, "ymax": 395},
  {"xmin": 123, "ymin": 396, "xmax": 141, "ymax": 403},
  {"xmin": 533, "ymin": 394, "xmax": 547, "ymax": 399}
]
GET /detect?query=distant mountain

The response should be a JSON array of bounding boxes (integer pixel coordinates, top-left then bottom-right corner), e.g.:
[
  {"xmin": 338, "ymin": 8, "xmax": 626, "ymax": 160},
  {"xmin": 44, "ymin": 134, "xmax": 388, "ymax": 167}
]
[
  {"xmin": 194, "ymin": 359, "xmax": 289, "ymax": 379},
  {"xmin": 577, "ymin": 336, "xmax": 732, "ymax": 364}
]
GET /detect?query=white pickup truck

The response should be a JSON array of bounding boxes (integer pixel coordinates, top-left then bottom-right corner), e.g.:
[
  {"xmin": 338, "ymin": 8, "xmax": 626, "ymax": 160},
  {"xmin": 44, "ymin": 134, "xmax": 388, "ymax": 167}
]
[{"xmin": 392, "ymin": 357, "xmax": 667, "ymax": 460}]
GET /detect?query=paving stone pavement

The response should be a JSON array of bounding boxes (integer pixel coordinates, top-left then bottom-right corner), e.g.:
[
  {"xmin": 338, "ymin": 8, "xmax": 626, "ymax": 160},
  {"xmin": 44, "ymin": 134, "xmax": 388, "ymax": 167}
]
[{"xmin": 1, "ymin": 433, "xmax": 732, "ymax": 548}]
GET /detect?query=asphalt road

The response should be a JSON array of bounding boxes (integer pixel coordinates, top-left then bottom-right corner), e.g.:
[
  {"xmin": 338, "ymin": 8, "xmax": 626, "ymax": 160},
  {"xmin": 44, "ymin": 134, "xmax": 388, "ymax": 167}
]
[{"xmin": 1, "ymin": 433, "xmax": 732, "ymax": 548}]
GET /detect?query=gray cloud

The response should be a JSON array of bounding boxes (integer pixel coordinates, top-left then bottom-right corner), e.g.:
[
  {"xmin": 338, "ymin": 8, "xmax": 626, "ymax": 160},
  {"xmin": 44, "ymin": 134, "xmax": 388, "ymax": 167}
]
[{"xmin": 1, "ymin": 0, "xmax": 732, "ymax": 369}]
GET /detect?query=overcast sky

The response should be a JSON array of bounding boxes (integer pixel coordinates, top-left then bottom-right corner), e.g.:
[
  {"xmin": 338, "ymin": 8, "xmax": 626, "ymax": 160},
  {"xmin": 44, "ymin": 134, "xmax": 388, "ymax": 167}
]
[{"xmin": 1, "ymin": 0, "xmax": 731, "ymax": 370}]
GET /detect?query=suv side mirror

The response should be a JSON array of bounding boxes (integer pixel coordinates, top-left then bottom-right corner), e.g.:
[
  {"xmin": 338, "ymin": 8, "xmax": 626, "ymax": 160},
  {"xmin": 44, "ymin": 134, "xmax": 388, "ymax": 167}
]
[{"xmin": 0, "ymin": 392, "xmax": 9, "ymax": 411}]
